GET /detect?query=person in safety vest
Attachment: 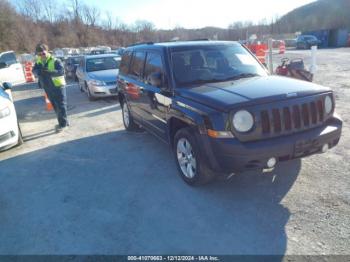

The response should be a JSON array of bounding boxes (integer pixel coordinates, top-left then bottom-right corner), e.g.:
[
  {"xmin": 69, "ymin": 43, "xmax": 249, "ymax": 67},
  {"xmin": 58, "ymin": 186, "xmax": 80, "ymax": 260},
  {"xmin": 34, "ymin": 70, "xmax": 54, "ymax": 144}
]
[{"xmin": 32, "ymin": 43, "xmax": 69, "ymax": 132}]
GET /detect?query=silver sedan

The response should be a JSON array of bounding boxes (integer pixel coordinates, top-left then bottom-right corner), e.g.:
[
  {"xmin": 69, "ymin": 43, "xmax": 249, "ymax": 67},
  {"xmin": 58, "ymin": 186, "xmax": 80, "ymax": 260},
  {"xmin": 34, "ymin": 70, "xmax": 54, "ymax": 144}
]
[{"xmin": 76, "ymin": 54, "xmax": 121, "ymax": 101}]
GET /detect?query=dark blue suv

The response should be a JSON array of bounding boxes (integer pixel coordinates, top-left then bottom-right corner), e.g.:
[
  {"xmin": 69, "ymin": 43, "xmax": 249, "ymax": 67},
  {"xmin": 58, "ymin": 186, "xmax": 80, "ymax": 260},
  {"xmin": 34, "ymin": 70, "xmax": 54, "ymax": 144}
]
[
  {"xmin": 117, "ymin": 41, "xmax": 342, "ymax": 185},
  {"xmin": 296, "ymin": 35, "xmax": 321, "ymax": 49}
]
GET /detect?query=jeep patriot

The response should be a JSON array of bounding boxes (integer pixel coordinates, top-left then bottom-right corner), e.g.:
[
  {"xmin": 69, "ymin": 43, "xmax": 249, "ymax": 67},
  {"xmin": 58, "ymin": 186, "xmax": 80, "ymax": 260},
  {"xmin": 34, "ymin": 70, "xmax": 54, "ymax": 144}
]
[{"xmin": 117, "ymin": 41, "xmax": 342, "ymax": 185}]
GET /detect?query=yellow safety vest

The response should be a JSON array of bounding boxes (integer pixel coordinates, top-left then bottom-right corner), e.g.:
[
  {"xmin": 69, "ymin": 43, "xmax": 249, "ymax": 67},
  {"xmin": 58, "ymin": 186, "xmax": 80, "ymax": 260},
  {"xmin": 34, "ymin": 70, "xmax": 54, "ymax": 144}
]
[{"xmin": 37, "ymin": 55, "xmax": 66, "ymax": 87}]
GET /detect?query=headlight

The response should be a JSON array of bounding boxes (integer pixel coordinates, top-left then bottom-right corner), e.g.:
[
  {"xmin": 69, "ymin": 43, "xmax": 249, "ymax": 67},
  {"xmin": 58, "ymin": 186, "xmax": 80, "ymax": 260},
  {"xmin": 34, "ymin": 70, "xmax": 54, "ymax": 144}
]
[
  {"xmin": 324, "ymin": 95, "xmax": 333, "ymax": 115},
  {"xmin": 233, "ymin": 110, "xmax": 254, "ymax": 132},
  {"xmin": 88, "ymin": 79, "xmax": 106, "ymax": 86},
  {"xmin": 0, "ymin": 106, "xmax": 11, "ymax": 119}
]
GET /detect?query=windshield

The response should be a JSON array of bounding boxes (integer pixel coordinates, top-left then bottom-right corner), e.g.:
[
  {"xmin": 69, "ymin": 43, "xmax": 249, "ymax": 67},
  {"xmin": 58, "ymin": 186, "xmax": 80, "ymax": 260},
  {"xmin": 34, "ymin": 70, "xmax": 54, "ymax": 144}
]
[
  {"xmin": 86, "ymin": 57, "xmax": 120, "ymax": 72},
  {"xmin": 304, "ymin": 36, "xmax": 317, "ymax": 41},
  {"xmin": 171, "ymin": 44, "xmax": 267, "ymax": 86}
]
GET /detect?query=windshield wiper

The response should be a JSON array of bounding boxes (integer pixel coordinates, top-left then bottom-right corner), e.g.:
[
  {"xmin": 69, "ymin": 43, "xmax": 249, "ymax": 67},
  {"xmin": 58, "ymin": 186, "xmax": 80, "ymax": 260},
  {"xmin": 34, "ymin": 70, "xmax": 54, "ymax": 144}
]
[
  {"xmin": 183, "ymin": 79, "xmax": 224, "ymax": 86},
  {"xmin": 221, "ymin": 73, "xmax": 259, "ymax": 81}
]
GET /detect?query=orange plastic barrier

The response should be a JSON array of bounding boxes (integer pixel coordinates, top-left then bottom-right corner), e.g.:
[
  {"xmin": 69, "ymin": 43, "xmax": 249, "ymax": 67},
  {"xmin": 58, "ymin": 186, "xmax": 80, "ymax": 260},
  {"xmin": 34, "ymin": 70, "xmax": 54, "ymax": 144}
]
[
  {"xmin": 24, "ymin": 62, "xmax": 35, "ymax": 82},
  {"xmin": 44, "ymin": 93, "xmax": 53, "ymax": 111},
  {"xmin": 279, "ymin": 42, "xmax": 286, "ymax": 54},
  {"xmin": 255, "ymin": 49, "xmax": 266, "ymax": 64}
]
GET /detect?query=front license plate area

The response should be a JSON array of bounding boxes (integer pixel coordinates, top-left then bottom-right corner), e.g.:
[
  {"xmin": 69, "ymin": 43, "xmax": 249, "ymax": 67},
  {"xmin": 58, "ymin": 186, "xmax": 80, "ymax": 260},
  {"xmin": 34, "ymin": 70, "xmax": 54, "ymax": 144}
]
[{"xmin": 294, "ymin": 139, "xmax": 320, "ymax": 157}]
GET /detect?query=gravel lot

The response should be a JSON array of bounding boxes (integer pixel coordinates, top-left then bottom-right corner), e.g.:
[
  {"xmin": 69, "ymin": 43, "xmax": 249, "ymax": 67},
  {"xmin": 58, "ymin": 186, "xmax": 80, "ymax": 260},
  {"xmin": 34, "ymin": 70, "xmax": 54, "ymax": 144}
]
[{"xmin": 0, "ymin": 48, "xmax": 349, "ymax": 255}]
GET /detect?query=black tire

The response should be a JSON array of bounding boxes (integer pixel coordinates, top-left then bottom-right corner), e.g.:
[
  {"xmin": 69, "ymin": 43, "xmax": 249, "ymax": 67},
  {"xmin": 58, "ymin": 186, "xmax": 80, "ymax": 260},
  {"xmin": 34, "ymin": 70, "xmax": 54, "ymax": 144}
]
[
  {"xmin": 87, "ymin": 85, "xmax": 97, "ymax": 101},
  {"xmin": 173, "ymin": 127, "xmax": 215, "ymax": 186},
  {"xmin": 121, "ymin": 100, "xmax": 141, "ymax": 131},
  {"xmin": 17, "ymin": 122, "xmax": 23, "ymax": 146}
]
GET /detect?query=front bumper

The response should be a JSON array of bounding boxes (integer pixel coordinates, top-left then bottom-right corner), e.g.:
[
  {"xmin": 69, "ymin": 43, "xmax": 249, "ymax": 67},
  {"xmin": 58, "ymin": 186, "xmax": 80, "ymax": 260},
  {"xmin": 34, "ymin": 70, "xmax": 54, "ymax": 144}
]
[
  {"xmin": 0, "ymin": 115, "xmax": 19, "ymax": 151},
  {"xmin": 202, "ymin": 116, "xmax": 342, "ymax": 173},
  {"xmin": 89, "ymin": 84, "xmax": 118, "ymax": 97}
]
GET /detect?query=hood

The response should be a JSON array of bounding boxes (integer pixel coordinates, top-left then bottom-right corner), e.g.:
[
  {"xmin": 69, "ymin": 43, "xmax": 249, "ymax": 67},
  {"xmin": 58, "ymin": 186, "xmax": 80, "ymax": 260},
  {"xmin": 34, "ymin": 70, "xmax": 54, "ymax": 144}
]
[
  {"xmin": 88, "ymin": 69, "xmax": 119, "ymax": 82},
  {"xmin": 177, "ymin": 76, "xmax": 330, "ymax": 111}
]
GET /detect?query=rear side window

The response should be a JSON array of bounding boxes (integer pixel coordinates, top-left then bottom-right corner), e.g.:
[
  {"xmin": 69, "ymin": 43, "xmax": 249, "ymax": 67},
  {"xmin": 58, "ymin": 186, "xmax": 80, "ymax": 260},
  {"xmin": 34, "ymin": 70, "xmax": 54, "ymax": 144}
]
[
  {"xmin": 144, "ymin": 52, "xmax": 165, "ymax": 87},
  {"xmin": 119, "ymin": 51, "xmax": 132, "ymax": 75},
  {"xmin": 129, "ymin": 51, "xmax": 146, "ymax": 79},
  {"xmin": 0, "ymin": 52, "xmax": 17, "ymax": 65}
]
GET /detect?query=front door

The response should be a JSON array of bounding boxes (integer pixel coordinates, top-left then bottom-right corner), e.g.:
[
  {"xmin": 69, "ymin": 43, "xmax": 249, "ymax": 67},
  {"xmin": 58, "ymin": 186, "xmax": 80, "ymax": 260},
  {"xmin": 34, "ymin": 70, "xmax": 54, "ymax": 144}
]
[{"xmin": 138, "ymin": 51, "xmax": 169, "ymax": 141}]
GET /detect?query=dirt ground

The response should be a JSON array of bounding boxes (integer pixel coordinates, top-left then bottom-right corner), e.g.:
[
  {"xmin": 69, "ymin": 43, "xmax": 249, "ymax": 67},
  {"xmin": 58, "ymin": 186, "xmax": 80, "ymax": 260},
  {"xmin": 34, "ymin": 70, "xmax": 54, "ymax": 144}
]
[{"xmin": 0, "ymin": 48, "xmax": 349, "ymax": 255}]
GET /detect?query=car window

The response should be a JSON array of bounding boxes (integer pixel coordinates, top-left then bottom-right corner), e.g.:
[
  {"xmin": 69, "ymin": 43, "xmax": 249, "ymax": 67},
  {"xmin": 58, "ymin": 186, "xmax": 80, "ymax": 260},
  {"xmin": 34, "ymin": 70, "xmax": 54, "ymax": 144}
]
[
  {"xmin": 129, "ymin": 51, "xmax": 146, "ymax": 79},
  {"xmin": 120, "ymin": 51, "xmax": 132, "ymax": 75},
  {"xmin": 305, "ymin": 36, "xmax": 317, "ymax": 41},
  {"xmin": 171, "ymin": 44, "xmax": 267, "ymax": 86},
  {"xmin": 86, "ymin": 56, "xmax": 120, "ymax": 72},
  {"xmin": 144, "ymin": 52, "xmax": 166, "ymax": 88},
  {"xmin": 0, "ymin": 52, "xmax": 17, "ymax": 65}
]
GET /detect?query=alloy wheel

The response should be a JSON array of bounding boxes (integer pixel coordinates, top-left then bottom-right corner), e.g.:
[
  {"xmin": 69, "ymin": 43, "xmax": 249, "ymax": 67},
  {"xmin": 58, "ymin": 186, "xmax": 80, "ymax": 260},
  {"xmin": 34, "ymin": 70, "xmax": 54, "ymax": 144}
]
[{"xmin": 176, "ymin": 138, "xmax": 197, "ymax": 179}]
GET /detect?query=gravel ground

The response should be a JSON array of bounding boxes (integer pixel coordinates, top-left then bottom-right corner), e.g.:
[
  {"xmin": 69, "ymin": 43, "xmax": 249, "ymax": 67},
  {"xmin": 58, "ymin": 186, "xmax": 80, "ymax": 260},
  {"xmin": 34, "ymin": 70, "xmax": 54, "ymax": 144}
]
[{"xmin": 0, "ymin": 48, "xmax": 349, "ymax": 255}]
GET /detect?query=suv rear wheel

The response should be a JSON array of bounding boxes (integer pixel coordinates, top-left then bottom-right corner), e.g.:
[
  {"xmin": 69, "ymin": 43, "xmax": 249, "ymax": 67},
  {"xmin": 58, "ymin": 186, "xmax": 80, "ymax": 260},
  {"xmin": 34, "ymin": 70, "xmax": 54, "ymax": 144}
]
[
  {"xmin": 174, "ymin": 127, "xmax": 215, "ymax": 185},
  {"xmin": 122, "ymin": 100, "xmax": 141, "ymax": 131}
]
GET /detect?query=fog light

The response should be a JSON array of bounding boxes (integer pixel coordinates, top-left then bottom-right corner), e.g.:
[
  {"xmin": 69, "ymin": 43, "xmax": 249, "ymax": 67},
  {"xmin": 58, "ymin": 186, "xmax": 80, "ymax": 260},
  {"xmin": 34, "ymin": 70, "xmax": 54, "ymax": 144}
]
[
  {"xmin": 267, "ymin": 157, "xmax": 277, "ymax": 168},
  {"xmin": 322, "ymin": 144, "xmax": 329, "ymax": 153}
]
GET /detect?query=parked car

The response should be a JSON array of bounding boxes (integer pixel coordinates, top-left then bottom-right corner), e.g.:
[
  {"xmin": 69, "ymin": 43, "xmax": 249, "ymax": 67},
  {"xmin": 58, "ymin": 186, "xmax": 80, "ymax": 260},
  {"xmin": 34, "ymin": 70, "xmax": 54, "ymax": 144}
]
[
  {"xmin": 117, "ymin": 41, "xmax": 342, "ymax": 186},
  {"xmin": 76, "ymin": 54, "xmax": 121, "ymax": 100},
  {"xmin": 284, "ymin": 39, "xmax": 297, "ymax": 48},
  {"xmin": 0, "ymin": 51, "xmax": 26, "ymax": 85},
  {"xmin": 0, "ymin": 82, "xmax": 23, "ymax": 151},
  {"xmin": 296, "ymin": 35, "xmax": 321, "ymax": 49},
  {"xmin": 64, "ymin": 55, "xmax": 83, "ymax": 81}
]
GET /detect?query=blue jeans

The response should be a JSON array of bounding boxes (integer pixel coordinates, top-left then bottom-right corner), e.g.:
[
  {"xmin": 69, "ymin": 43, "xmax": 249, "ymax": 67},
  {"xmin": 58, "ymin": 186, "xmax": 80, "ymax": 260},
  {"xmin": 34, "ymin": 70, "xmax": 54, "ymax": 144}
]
[{"xmin": 44, "ymin": 85, "xmax": 68, "ymax": 128}]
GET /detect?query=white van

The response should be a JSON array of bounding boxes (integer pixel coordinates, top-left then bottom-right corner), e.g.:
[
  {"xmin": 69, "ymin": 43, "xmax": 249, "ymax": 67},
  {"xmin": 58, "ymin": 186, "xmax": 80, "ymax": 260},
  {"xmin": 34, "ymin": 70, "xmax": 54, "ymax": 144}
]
[{"xmin": 0, "ymin": 51, "xmax": 26, "ymax": 85}]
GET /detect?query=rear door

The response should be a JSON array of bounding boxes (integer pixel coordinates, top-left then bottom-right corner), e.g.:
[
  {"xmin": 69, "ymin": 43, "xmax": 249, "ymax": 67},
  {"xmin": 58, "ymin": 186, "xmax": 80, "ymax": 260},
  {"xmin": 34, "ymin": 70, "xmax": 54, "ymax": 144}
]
[{"xmin": 120, "ymin": 50, "xmax": 146, "ymax": 122}]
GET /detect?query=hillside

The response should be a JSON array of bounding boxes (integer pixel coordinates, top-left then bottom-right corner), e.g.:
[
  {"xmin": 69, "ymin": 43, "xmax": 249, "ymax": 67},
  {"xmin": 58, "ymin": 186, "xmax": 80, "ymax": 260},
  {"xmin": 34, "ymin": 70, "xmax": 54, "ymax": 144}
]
[{"xmin": 278, "ymin": 0, "xmax": 350, "ymax": 33}]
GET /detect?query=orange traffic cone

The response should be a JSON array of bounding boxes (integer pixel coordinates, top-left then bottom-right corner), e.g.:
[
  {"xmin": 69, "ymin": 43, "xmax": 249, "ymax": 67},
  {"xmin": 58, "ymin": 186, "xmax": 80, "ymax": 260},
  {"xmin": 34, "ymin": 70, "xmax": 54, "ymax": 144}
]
[{"xmin": 44, "ymin": 93, "xmax": 53, "ymax": 111}]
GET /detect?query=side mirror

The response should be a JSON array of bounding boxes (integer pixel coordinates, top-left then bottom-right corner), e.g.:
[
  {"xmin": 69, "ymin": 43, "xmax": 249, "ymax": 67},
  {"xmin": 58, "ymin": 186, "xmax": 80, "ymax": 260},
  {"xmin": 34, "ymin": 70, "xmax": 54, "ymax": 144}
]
[
  {"xmin": 0, "ymin": 62, "xmax": 8, "ymax": 69},
  {"xmin": 148, "ymin": 72, "xmax": 162, "ymax": 88},
  {"xmin": 2, "ymin": 82, "xmax": 12, "ymax": 90}
]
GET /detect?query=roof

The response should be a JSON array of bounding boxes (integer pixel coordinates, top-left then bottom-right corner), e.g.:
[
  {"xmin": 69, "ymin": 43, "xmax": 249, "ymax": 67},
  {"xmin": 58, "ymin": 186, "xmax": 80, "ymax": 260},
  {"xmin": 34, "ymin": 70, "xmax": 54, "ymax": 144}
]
[
  {"xmin": 84, "ymin": 54, "xmax": 121, "ymax": 60},
  {"xmin": 126, "ymin": 41, "xmax": 239, "ymax": 50},
  {"xmin": 0, "ymin": 51, "xmax": 15, "ymax": 56}
]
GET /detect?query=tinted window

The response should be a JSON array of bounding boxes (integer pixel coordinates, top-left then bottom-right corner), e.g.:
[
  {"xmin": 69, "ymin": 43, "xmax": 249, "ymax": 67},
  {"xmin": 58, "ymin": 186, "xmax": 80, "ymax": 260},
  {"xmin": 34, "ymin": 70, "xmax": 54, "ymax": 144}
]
[
  {"xmin": 144, "ymin": 52, "xmax": 165, "ymax": 87},
  {"xmin": 119, "ymin": 51, "xmax": 132, "ymax": 75},
  {"xmin": 86, "ymin": 56, "xmax": 120, "ymax": 72},
  {"xmin": 0, "ymin": 52, "xmax": 17, "ymax": 65},
  {"xmin": 171, "ymin": 44, "xmax": 267, "ymax": 86},
  {"xmin": 129, "ymin": 51, "xmax": 146, "ymax": 79}
]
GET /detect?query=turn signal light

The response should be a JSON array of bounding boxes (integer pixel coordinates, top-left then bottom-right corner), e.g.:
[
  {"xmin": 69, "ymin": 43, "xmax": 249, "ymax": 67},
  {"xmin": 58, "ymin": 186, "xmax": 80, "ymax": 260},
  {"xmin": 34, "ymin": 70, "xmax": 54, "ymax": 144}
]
[{"xmin": 207, "ymin": 129, "xmax": 234, "ymax": 138}]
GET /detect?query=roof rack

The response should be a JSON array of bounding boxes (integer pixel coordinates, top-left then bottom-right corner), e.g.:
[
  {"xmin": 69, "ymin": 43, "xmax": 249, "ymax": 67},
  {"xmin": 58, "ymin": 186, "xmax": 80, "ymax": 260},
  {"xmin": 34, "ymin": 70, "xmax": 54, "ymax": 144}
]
[
  {"xmin": 127, "ymin": 42, "xmax": 154, "ymax": 47},
  {"xmin": 188, "ymin": 38, "xmax": 210, "ymax": 41}
]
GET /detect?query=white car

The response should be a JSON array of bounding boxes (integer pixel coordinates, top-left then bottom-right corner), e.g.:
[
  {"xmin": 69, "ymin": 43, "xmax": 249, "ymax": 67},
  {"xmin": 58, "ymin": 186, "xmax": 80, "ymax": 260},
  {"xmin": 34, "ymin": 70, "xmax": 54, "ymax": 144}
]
[
  {"xmin": 0, "ymin": 82, "xmax": 23, "ymax": 151},
  {"xmin": 0, "ymin": 51, "xmax": 26, "ymax": 85}
]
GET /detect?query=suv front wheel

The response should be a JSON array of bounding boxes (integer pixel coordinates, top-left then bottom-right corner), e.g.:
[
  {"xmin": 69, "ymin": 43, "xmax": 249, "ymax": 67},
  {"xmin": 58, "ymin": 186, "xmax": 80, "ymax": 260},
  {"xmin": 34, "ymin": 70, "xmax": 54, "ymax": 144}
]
[{"xmin": 174, "ymin": 127, "xmax": 215, "ymax": 185}]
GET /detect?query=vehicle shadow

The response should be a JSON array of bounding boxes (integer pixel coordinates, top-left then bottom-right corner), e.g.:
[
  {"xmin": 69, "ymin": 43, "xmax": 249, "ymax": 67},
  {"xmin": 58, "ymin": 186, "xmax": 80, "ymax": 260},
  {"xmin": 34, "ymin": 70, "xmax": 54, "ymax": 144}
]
[{"xmin": 0, "ymin": 131, "xmax": 300, "ymax": 256}]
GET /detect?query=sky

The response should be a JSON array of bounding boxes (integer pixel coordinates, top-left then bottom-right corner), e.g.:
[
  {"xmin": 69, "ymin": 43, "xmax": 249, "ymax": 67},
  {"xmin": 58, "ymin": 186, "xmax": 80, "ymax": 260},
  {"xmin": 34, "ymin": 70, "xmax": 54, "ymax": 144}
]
[{"xmin": 88, "ymin": 0, "xmax": 316, "ymax": 29}]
